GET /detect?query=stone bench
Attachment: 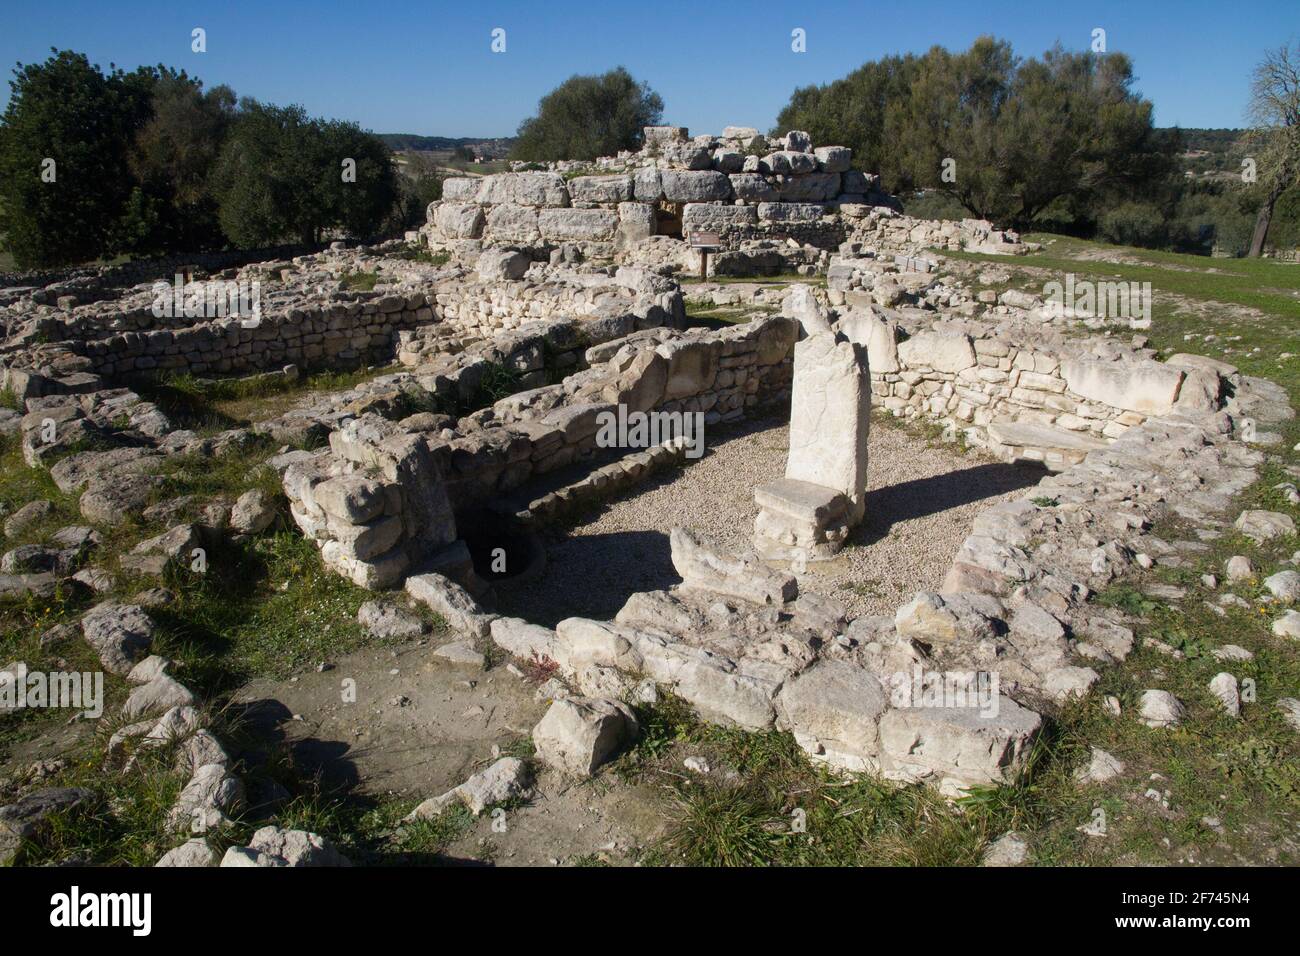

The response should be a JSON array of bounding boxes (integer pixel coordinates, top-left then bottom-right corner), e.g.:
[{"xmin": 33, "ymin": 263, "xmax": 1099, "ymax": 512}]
[{"xmin": 753, "ymin": 478, "xmax": 852, "ymax": 561}]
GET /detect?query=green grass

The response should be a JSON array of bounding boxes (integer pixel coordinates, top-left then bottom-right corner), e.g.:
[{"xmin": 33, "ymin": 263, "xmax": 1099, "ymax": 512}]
[
  {"xmin": 683, "ymin": 299, "xmax": 776, "ymax": 328},
  {"xmin": 681, "ymin": 272, "xmax": 826, "ymax": 288},
  {"xmin": 946, "ymin": 233, "xmax": 1300, "ymax": 322},
  {"xmin": 339, "ymin": 271, "xmax": 380, "ymax": 292},
  {"xmin": 624, "ymin": 696, "xmax": 1031, "ymax": 866},
  {"xmin": 391, "ymin": 245, "xmax": 451, "ymax": 267},
  {"xmin": 134, "ymin": 366, "xmax": 399, "ymax": 430}
]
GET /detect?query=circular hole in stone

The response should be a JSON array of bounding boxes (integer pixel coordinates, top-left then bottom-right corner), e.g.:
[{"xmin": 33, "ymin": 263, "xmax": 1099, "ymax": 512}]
[{"xmin": 461, "ymin": 510, "xmax": 546, "ymax": 584}]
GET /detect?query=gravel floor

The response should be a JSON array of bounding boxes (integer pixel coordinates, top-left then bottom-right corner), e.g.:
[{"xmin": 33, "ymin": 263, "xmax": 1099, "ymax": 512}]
[{"xmin": 496, "ymin": 413, "xmax": 1047, "ymax": 626}]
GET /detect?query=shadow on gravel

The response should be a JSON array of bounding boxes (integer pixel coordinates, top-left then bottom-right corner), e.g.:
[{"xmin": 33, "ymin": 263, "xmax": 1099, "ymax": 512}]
[{"xmin": 858, "ymin": 461, "xmax": 1046, "ymax": 545}]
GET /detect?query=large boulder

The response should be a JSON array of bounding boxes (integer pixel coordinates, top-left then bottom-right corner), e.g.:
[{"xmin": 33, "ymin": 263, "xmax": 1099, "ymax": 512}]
[
  {"xmin": 878, "ymin": 697, "xmax": 1042, "ymax": 796},
  {"xmin": 567, "ymin": 175, "xmax": 634, "ymax": 205},
  {"xmin": 538, "ymin": 208, "xmax": 618, "ymax": 242},
  {"xmin": 897, "ymin": 331, "xmax": 976, "ymax": 374},
  {"xmin": 406, "ymin": 572, "xmax": 493, "ymax": 638},
  {"xmin": 433, "ymin": 202, "xmax": 485, "ymax": 239},
  {"xmin": 659, "ymin": 170, "xmax": 733, "ymax": 203},
  {"xmin": 477, "ymin": 249, "xmax": 531, "ymax": 282}
]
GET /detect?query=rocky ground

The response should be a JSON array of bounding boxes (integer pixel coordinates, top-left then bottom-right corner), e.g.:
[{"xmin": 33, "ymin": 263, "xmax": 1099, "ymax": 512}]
[{"xmin": 0, "ymin": 231, "xmax": 1297, "ymax": 869}]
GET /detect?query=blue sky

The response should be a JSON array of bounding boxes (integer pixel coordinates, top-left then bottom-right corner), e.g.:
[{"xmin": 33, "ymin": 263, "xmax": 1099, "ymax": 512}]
[{"xmin": 1, "ymin": 0, "xmax": 1296, "ymax": 137}]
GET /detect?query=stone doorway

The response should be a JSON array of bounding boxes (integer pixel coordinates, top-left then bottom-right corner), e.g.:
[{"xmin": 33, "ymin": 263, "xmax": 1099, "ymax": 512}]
[{"xmin": 656, "ymin": 200, "xmax": 684, "ymax": 238}]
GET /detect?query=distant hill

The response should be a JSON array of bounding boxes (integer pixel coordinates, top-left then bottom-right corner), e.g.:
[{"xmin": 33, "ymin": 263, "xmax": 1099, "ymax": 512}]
[{"xmin": 379, "ymin": 134, "xmax": 515, "ymax": 157}]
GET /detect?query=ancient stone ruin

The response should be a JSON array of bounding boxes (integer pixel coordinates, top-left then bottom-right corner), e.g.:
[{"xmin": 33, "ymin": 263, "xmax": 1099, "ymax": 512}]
[
  {"xmin": 0, "ymin": 125, "xmax": 1294, "ymax": 866},
  {"xmin": 424, "ymin": 125, "xmax": 1029, "ymax": 278}
]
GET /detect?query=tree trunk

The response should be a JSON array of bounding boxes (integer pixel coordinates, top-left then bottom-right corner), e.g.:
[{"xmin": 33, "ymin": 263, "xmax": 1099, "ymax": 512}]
[{"xmin": 1248, "ymin": 178, "xmax": 1287, "ymax": 257}]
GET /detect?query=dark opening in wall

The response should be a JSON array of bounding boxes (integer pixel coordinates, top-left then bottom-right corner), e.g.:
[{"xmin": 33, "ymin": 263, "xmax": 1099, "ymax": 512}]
[
  {"xmin": 461, "ymin": 510, "xmax": 546, "ymax": 583},
  {"xmin": 656, "ymin": 201, "xmax": 684, "ymax": 239}
]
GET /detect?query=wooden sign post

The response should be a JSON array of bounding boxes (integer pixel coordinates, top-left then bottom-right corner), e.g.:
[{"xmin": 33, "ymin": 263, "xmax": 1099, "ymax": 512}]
[{"xmin": 688, "ymin": 231, "xmax": 722, "ymax": 279}]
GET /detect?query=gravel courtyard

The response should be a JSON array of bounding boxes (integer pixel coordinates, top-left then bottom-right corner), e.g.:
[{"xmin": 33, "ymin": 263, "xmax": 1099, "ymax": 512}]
[{"xmin": 498, "ymin": 413, "xmax": 1047, "ymax": 625}]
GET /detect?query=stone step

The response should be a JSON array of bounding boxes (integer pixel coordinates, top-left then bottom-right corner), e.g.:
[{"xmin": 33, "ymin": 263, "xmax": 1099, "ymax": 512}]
[{"xmin": 986, "ymin": 421, "xmax": 1109, "ymax": 471}]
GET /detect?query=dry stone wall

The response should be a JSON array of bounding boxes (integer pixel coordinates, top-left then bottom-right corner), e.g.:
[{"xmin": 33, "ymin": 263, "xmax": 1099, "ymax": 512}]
[
  {"xmin": 282, "ymin": 315, "xmax": 799, "ymax": 588},
  {"xmin": 474, "ymin": 357, "xmax": 1286, "ymax": 797}
]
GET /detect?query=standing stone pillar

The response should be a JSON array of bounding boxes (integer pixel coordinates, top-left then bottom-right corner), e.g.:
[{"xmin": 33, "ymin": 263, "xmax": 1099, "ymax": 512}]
[{"xmin": 754, "ymin": 330, "xmax": 871, "ymax": 561}]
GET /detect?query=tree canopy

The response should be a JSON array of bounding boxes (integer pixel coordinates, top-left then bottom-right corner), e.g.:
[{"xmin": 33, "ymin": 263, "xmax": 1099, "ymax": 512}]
[
  {"xmin": 0, "ymin": 49, "xmax": 401, "ymax": 269},
  {"xmin": 512, "ymin": 67, "xmax": 663, "ymax": 162},
  {"xmin": 775, "ymin": 37, "xmax": 1175, "ymax": 228},
  {"xmin": 0, "ymin": 50, "xmax": 150, "ymax": 268},
  {"xmin": 209, "ymin": 101, "xmax": 398, "ymax": 247}
]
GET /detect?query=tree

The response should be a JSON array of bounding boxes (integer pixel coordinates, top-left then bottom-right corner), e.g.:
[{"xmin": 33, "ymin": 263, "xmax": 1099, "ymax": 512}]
[
  {"xmin": 775, "ymin": 53, "xmax": 921, "ymax": 189},
  {"xmin": 209, "ymin": 100, "xmax": 398, "ymax": 247},
  {"xmin": 392, "ymin": 151, "xmax": 444, "ymax": 231},
  {"xmin": 1245, "ymin": 42, "xmax": 1300, "ymax": 257},
  {"xmin": 774, "ymin": 38, "xmax": 1174, "ymax": 229},
  {"xmin": 512, "ymin": 67, "xmax": 663, "ymax": 162},
  {"xmin": 118, "ymin": 69, "xmax": 236, "ymax": 256},
  {"xmin": 0, "ymin": 49, "xmax": 151, "ymax": 268}
]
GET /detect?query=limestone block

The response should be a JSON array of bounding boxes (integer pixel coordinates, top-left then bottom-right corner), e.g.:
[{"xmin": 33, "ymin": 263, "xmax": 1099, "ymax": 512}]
[
  {"xmin": 537, "ymin": 208, "xmax": 618, "ymax": 241},
  {"xmin": 485, "ymin": 204, "xmax": 539, "ymax": 242},
  {"xmin": 783, "ymin": 130, "xmax": 813, "ymax": 152},
  {"xmin": 837, "ymin": 308, "xmax": 899, "ymax": 373},
  {"xmin": 777, "ymin": 659, "xmax": 887, "ymax": 772},
  {"xmin": 776, "ymin": 172, "xmax": 841, "ymax": 202},
  {"xmin": 643, "ymin": 126, "xmax": 689, "ymax": 147},
  {"xmin": 617, "ymin": 202, "xmax": 656, "ymax": 241},
  {"xmin": 313, "ymin": 476, "xmax": 385, "ymax": 524},
  {"xmin": 681, "ymin": 203, "xmax": 757, "ymax": 234},
  {"xmin": 814, "ymin": 146, "xmax": 852, "ymax": 173},
  {"xmin": 785, "ymin": 333, "xmax": 871, "ymax": 517},
  {"xmin": 433, "ymin": 203, "xmax": 485, "ymax": 239},
  {"xmin": 567, "ymin": 175, "xmax": 633, "ymax": 205},
  {"xmin": 669, "ymin": 527, "xmax": 796, "ymax": 606},
  {"xmin": 783, "ymin": 284, "xmax": 832, "ymax": 335},
  {"xmin": 897, "ymin": 331, "xmax": 976, "ymax": 374},
  {"xmin": 763, "ymin": 150, "xmax": 818, "ymax": 175},
  {"xmin": 659, "ymin": 170, "xmax": 732, "ymax": 203},
  {"xmin": 475, "ymin": 172, "xmax": 570, "ymax": 207},
  {"xmin": 476, "ymin": 248, "xmax": 530, "ymax": 281},
  {"xmin": 656, "ymin": 339, "xmax": 721, "ymax": 400},
  {"xmin": 753, "ymin": 478, "xmax": 852, "ymax": 560},
  {"xmin": 757, "ymin": 202, "xmax": 825, "ymax": 223},
  {"xmin": 1060, "ymin": 358, "xmax": 1184, "ymax": 416},
  {"xmin": 532, "ymin": 696, "xmax": 639, "ymax": 777},
  {"xmin": 729, "ymin": 173, "xmax": 778, "ymax": 203},
  {"xmin": 878, "ymin": 697, "xmax": 1041, "ymax": 795},
  {"xmin": 441, "ymin": 178, "xmax": 481, "ymax": 202}
]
